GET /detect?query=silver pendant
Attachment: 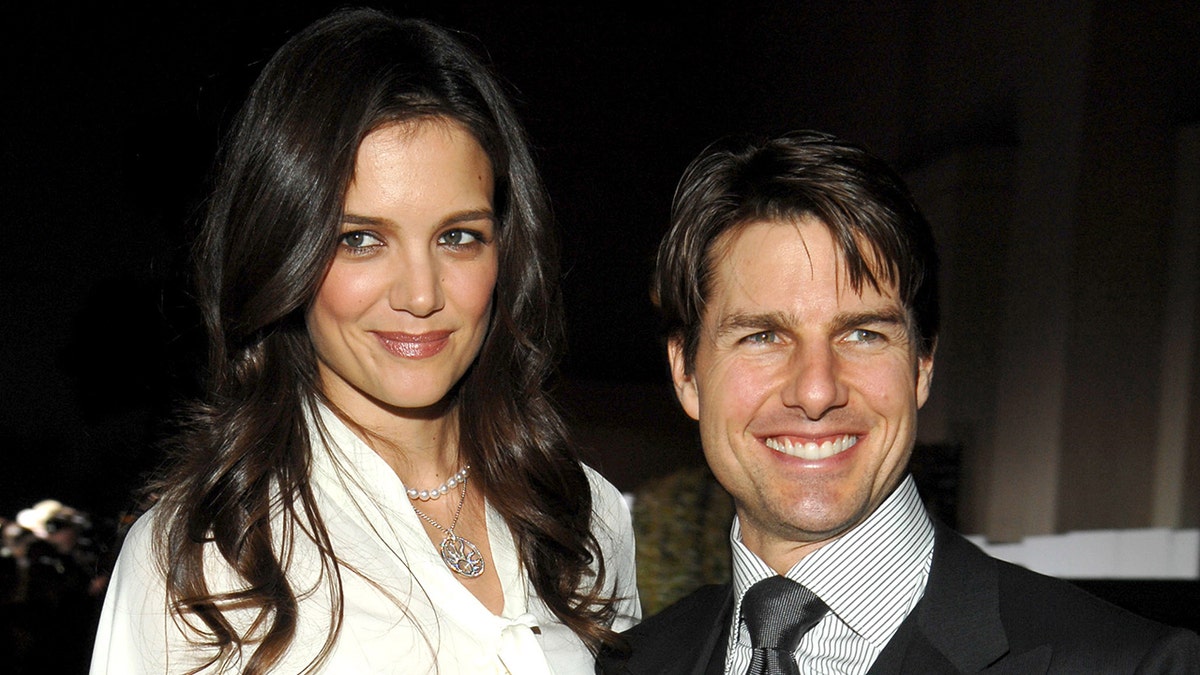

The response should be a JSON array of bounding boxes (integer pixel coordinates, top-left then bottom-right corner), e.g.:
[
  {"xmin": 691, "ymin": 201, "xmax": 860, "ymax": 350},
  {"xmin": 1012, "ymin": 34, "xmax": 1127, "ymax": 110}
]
[{"xmin": 440, "ymin": 533, "xmax": 485, "ymax": 578}]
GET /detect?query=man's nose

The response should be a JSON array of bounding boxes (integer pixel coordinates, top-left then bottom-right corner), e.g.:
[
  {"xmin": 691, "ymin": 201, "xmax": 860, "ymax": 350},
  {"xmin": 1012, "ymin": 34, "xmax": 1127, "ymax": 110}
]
[{"xmin": 779, "ymin": 341, "xmax": 848, "ymax": 418}]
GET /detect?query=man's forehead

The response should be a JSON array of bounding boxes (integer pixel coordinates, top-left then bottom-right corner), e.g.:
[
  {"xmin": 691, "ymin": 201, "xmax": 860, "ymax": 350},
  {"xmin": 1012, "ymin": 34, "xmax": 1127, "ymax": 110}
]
[{"xmin": 707, "ymin": 216, "xmax": 900, "ymax": 301}]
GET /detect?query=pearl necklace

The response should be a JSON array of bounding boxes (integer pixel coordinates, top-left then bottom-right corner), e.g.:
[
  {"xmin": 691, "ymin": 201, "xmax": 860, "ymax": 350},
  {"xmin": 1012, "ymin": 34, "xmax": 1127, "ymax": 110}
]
[
  {"xmin": 406, "ymin": 466, "xmax": 484, "ymax": 578},
  {"xmin": 405, "ymin": 465, "xmax": 469, "ymax": 501}
]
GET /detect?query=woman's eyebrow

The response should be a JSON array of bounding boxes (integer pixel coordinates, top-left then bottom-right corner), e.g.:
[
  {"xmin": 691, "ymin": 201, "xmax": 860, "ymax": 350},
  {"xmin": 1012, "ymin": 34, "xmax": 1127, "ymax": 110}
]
[
  {"xmin": 341, "ymin": 213, "xmax": 387, "ymax": 226},
  {"xmin": 442, "ymin": 208, "xmax": 496, "ymax": 227},
  {"xmin": 339, "ymin": 209, "xmax": 496, "ymax": 227}
]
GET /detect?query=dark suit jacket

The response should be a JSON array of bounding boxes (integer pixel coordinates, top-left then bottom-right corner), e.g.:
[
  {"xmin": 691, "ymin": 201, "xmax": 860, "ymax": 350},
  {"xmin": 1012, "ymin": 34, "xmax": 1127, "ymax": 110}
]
[{"xmin": 599, "ymin": 521, "xmax": 1200, "ymax": 673}]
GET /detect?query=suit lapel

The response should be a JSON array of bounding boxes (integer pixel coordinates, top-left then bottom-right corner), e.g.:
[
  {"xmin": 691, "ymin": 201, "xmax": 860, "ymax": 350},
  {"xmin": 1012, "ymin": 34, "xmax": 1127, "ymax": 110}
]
[
  {"xmin": 867, "ymin": 613, "xmax": 964, "ymax": 674},
  {"xmin": 875, "ymin": 521, "xmax": 1051, "ymax": 673},
  {"xmin": 917, "ymin": 522, "xmax": 1010, "ymax": 668},
  {"xmin": 611, "ymin": 523, "xmax": 1059, "ymax": 674},
  {"xmin": 703, "ymin": 599, "xmax": 732, "ymax": 675},
  {"xmin": 678, "ymin": 586, "xmax": 731, "ymax": 675}
]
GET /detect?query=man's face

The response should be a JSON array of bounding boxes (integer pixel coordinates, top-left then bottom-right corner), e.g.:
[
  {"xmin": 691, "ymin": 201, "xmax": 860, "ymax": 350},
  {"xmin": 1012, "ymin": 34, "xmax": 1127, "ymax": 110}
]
[{"xmin": 668, "ymin": 217, "xmax": 933, "ymax": 571}]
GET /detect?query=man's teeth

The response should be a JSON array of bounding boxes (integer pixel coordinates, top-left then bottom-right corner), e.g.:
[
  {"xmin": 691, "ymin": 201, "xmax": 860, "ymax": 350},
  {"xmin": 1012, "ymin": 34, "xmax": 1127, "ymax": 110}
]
[{"xmin": 765, "ymin": 434, "xmax": 858, "ymax": 460}]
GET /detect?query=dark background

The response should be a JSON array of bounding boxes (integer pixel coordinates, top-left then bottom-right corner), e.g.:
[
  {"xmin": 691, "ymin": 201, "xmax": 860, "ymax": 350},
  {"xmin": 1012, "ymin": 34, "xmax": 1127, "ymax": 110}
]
[
  {"xmin": 3, "ymin": 1, "xmax": 1199, "ymax": 533},
  {"xmin": 1, "ymin": 0, "xmax": 918, "ymax": 521},
  {"xmin": 4, "ymin": 4, "xmax": 1200, "ymax": 662}
]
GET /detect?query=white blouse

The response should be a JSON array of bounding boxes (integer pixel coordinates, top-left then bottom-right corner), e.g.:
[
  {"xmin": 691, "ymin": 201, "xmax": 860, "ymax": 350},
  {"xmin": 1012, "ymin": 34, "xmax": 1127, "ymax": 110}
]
[{"xmin": 90, "ymin": 405, "xmax": 640, "ymax": 673}]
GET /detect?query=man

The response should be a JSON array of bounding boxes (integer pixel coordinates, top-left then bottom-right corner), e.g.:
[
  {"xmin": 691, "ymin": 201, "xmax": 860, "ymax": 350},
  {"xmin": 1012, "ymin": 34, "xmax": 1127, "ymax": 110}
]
[{"xmin": 600, "ymin": 131, "xmax": 1200, "ymax": 673}]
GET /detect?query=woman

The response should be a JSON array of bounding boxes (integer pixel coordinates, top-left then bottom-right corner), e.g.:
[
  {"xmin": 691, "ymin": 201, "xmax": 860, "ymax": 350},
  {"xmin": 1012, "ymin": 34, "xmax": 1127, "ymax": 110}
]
[{"xmin": 90, "ymin": 8, "xmax": 639, "ymax": 674}]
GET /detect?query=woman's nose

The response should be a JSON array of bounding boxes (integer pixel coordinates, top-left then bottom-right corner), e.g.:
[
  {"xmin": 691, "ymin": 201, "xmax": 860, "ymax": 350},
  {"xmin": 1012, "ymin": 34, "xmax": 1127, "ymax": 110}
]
[{"xmin": 389, "ymin": 251, "xmax": 444, "ymax": 317}]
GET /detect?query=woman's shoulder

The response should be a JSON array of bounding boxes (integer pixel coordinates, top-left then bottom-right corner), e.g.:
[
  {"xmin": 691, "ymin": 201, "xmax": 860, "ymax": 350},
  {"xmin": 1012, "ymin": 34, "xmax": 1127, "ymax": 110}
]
[
  {"xmin": 98, "ymin": 502, "xmax": 171, "ymax": 627},
  {"xmin": 110, "ymin": 503, "xmax": 165, "ymax": 571},
  {"xmin": 578, "ymin": 463, "xmax": 642, "ymax": 627},
  {"xmin": 580, "ymin": 464, "xmax": 629, "ymax": 511},
  {"xmin": 579, "ymin": 464, "xmax": 634, "ymax": 542},
  {"xmin": 108, "ymin": 499, "xmax": 244, "ymax": 593}
]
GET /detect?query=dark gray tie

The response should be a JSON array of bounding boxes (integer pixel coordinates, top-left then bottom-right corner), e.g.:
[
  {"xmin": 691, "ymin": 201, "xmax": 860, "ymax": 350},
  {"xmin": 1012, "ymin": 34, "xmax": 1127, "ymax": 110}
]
[{"xmin": 741, "ymin": 576, "xmax": 829, "ymax": 675}]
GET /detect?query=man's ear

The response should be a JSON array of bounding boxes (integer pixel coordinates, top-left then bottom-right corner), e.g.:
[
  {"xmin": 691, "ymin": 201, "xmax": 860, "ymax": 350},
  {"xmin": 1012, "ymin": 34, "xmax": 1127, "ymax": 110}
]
[
  {"xmin": 916, "ymin": 342, "xmax": 935, "ymax": 409},
  {"xmin": 667, "ymin": 336, "xmax": 700, "ymax": 421}
]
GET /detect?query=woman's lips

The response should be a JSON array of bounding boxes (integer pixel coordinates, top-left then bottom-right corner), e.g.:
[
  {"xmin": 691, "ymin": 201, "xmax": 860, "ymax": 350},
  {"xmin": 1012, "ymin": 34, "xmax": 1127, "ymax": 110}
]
[{"xmin": 373, "ymin": 331, "xmax": 451, "ymax": 359}]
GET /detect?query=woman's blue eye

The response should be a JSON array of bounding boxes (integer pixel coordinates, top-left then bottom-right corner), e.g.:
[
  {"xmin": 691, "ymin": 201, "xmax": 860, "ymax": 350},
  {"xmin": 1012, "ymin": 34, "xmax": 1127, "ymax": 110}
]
[
  {"xmin": 339, "ymin": 231, "xmax": 383, "ymax": 249},
  {"xmin": 439, "ymin": 229, "xmax": 482, "ymax": 247}
]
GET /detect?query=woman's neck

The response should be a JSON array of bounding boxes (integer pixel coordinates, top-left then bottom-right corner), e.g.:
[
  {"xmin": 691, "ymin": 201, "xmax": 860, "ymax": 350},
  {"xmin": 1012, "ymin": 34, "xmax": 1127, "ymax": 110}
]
[{"xmin": 338, "ymin": 398, "xmax": 465, "ymax": 488}]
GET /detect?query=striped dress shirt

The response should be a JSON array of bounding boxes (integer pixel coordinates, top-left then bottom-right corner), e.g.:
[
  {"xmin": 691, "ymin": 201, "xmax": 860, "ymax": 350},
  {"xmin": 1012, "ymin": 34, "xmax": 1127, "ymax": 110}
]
[{"xmin": 726, "ymin": 475, "xmax": 934, "ymax": 674}]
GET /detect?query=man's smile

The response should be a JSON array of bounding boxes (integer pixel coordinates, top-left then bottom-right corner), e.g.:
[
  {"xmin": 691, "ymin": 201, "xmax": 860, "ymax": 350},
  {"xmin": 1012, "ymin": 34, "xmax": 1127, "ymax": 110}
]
[{"xmin": 764, "ymin": 434, "xmax": 859, "ymax": 460}]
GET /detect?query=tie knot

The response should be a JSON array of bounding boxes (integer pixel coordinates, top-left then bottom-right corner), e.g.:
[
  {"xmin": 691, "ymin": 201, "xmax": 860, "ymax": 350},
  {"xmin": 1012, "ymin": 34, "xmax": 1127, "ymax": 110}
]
[{"xmin": 741, "ymin": 576, "xmax": 829, "ymax": 652}]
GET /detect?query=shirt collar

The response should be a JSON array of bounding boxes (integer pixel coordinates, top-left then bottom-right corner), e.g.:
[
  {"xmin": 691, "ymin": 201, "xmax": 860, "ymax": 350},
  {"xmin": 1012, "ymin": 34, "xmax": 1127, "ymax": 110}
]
[{"xmin": 730, "ymin": 475, "xmax": 934, "ymax": 646}]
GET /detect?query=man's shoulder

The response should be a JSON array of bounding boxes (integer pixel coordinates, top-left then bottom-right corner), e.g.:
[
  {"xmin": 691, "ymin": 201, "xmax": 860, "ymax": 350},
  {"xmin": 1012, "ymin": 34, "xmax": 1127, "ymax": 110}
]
[
  {"xmin": 929, "ymin": 523, "xmax": 1200, "ymax": 670},
  {"xmin": 942, "ymin": 526, "xmax": 1171, "ymax": 631},
  {"xmin": 597, "ymin": 584, "xmax": 731, "ymax": 674},
  {"xmin": 992, "ymin": 551, "xmax": 1192, "ymax": 634},
  {"xmin": 626, "ymin": 583, "xmax": 731, "ymax": 639}
]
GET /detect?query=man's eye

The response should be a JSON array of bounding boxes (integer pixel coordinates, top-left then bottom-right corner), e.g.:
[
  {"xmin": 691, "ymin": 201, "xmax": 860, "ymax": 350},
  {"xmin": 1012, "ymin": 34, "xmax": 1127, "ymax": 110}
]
[
  {"xmin": 846, "ymin": 329, "xmax": 883, "ymax": 343},
  {"xmin": 743, "ymin": 331, "xmax": 777, "ymax": 344},
  {"xmin": 339, "ymin": 231, "xmax": 383, "ymax": 249}
]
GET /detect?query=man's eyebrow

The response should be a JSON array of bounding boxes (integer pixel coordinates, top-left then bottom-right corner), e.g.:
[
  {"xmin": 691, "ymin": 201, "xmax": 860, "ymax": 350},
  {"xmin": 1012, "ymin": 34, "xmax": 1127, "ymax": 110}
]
[
  {"xmin": 830, "ymin": 308, "xmax": 910, "ymax": 335},
  {"xmin": 713, "ymin": 308, "xmax": 910, "ymax": 337},
  {"xmin": 713, "ymin": 311, "xmax": 794, "ymax": 338}
]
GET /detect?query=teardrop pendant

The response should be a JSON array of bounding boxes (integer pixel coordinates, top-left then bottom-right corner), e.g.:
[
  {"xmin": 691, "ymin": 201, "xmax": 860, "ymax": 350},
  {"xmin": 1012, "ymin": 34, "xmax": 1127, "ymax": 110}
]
[{"xmin": 439, "ymin": 533, "xmax": 485, "ymax": 578}]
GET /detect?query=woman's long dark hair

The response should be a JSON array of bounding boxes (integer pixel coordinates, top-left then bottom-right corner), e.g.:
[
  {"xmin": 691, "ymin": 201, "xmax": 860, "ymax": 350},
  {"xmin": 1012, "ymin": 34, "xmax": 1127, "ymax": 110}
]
[{"xmin": 150, "ymin": 8, "xmax": 620, "ymax": 673}]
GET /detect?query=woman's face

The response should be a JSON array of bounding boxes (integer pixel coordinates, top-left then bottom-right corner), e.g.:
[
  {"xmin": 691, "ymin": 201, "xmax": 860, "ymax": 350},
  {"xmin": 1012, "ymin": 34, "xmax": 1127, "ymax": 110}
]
[{"xmin": 307, "ymin": 119, "xmax": 498, "ymax": 425}]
